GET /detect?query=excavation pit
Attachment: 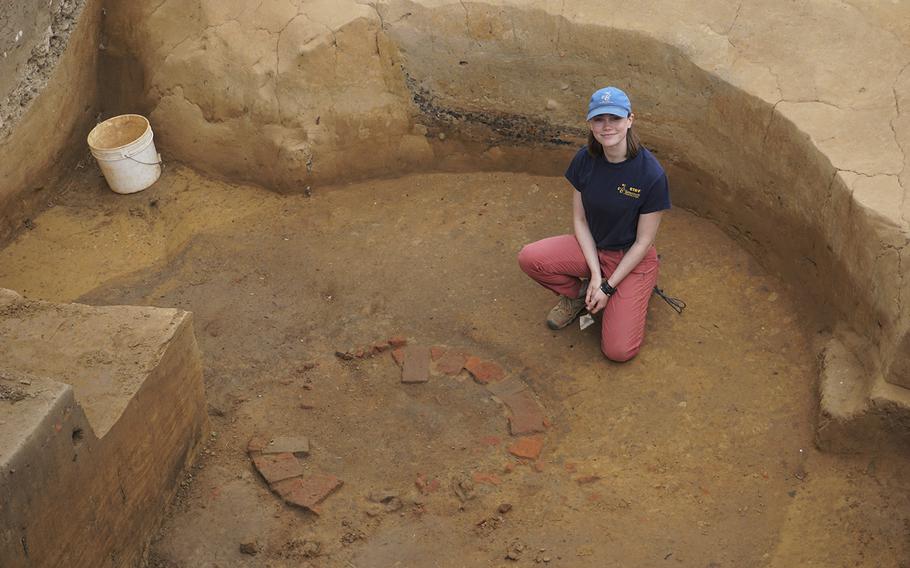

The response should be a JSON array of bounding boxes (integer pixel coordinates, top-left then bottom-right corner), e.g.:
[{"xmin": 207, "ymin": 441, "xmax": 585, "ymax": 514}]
[
  {"xmin": 1, "ymin": 1, "xmax": 910, "ymax": 566},
  {"xmin": 2, "ymin": 163, "xmax": 909, "ymax": 566}
]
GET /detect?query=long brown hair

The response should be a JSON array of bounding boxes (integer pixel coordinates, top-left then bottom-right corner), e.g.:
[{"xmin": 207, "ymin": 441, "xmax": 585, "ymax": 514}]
[{"xmin": 587, "ymin": 124, "xmax": 641, "ymax": 160}]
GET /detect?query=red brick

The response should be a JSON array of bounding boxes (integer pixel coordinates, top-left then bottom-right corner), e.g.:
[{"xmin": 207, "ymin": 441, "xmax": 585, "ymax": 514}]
[
  {"xmin": 437, "ymin": 350, "xmax": 468, "ymax": 375},
  {"xmin": 252, "ymin": 453, "xmax": 304, "ymax": 484},
  {"xmin": 391, "ymin": 348, "xmax": 405, "ymax": 367},
  {"xmin": 372, "ymin": 342, "xmax": 390, "ymax": 354},
  {"xmin": 247, "ymin": 435, "xmax": 269, "ymax": 454},
  {"xmin": 272, "ymin": 473, "xmax": 343, "ymax": 513},
  {"xmin": 401, "ymin": 345, "xmax": 430, "ymax": 384},
  {"xmin": 508, "ymin": 435, "xmax": 543, "ymax": 460},
  {"xmin": 388, "ymin": 335, "xmax": 408, "ymax": 348},
  {"xmin": 501, "ymin": 391, "xmax": 547, "ymax": 436},
  {"xmin": 430, "ymin": 346, "xmax": 446, "ymax": 360},
  {"xmin": 472, "ymin": 472, "xmax": 502, "ymax": 486},
  {"xmin": 575, "ymin": 475, "xmax": 601, "ymax": 485},
  {"xmin": 464, "ymin": 357, "xmax": 505, "ymax": 384}
]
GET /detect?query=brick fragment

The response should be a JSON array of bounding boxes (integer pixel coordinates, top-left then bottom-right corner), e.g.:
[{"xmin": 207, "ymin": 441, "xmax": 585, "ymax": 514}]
[
  {"xmin": 247, "ymin": 435, "xmax": 269, "ymax": 454},
  {"xmin": 464, "ymin": 357, "xmax": 505, "ymax": 384},
  {"xmin": 508, "ymin": 435, "xmax": 543, "ymax": 460},
  {"xmin": 472, "ymin": 472, "xmax": 502, "ymax": 486},
  {"xmin": 261, "ymin": 436, "xmax": 310, "ymax": 457},
  {"xmin": 486, "ymin": 377, "xmax": 527, "ymax": 398},
  {"xmin": 575, "ymin": 475, "xmax": 601, "ymax": 485},
  {"xmin": 388, "ymin": 335, "xmax": 408, "ymax": 348},
  {"xmin": 401, "ymin": 345, "xmax": 430, "ymax": 383},
  {"xmin": 437, "ymin": 350, "xmax": 468, "ymax": 375},
  {"xmin": 430, "ymin": 346, "xmax": 446, "ymax": 360},
  {"xmin": 354, "ymin": 348, "xmax": 366, "ymax": 359},
  {"xmin": 372, "ymin": 342, "xmax": 390, "ymax": 354},
  {"xmin": 272, "ymin": 473, "xmax": 343, "ymax": 513},
  {"xmin": 415, "ymin": 474, "xmax": 441, "ymax": 494},
  {"xmin": 391, "ymin": 348, "xmax": 405, "ymax": 367},
  {"xmin": 252, "ymin": 453, "xmax": 304, "ymax": 484},
  {"xmin": 501, "ymin": 391, "xmax": 547, "ymax": 436}
]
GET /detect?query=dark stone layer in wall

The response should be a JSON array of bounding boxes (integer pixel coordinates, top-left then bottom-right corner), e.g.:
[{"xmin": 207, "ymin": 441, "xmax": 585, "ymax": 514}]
[{"xmin": 0, "ymin": 0, "xmax": 86, "ymax": 141}]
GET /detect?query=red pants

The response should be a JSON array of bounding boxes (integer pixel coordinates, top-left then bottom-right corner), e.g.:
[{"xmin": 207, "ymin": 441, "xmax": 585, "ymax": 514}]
[{"xmin": 518, "ymin": 234, "xmax": 660, "ymax": 362}]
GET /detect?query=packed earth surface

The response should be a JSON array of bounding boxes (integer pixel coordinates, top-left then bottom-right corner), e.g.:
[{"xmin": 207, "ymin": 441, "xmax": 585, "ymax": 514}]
[{"xmin": 1, "ymin": 161, "xmax": 908, "ymax": 567}]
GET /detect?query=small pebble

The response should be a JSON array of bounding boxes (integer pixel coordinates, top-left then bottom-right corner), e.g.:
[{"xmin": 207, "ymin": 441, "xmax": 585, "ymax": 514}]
[{"xmin": 239, "ymin": 541, "xmax": 259, "ymax": 555}]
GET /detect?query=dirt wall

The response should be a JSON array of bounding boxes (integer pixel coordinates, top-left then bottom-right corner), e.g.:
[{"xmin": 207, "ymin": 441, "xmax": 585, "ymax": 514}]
[
  {"xmin": 0, "ymin": 0, "xmax": 100, "ymax": 243},
  {"xmin": 0, "ymin": 295, "xmax": 208, "ymax": 568}
]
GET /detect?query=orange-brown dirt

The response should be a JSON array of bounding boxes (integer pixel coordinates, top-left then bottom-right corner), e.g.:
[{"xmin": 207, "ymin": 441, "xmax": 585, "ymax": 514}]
[{"xmin": 1, "ymin": 162, "xmax": 908, "ymax": 567}]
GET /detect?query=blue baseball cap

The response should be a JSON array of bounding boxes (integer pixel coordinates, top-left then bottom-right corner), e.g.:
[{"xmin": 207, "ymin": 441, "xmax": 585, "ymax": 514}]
[{"xmin": 586, "ymin": 86, "xmax": 631, "ymax": 120}]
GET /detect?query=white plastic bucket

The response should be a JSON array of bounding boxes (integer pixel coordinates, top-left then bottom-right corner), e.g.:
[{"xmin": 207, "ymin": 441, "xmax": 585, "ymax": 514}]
[{"xmin": 87, "ymin": 114, "xmax": 162, "ymax": 194}]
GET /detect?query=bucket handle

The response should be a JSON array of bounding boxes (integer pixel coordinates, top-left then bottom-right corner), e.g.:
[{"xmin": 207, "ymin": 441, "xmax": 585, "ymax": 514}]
[{"xmin": 125, "ymin": 153, "xmax": 163, "ymax": 166}]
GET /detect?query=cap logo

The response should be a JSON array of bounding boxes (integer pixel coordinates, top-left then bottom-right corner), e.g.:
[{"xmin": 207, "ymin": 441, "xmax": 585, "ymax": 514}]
[{"xmin": 601, "ymin": 92, "xmax": 612, "ymax": 103}]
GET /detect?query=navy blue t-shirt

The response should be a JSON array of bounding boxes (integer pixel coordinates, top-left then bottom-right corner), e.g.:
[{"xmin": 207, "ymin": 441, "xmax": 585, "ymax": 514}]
[{"xmin": 565, "ymin": 146, "xmax": 671, "ymax": 250}]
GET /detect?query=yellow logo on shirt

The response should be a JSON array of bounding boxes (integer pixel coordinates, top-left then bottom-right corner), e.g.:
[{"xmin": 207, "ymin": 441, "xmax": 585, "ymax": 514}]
[{"xmin": 617, "ymin": 183, "xmax": 641, "ymax": 198}]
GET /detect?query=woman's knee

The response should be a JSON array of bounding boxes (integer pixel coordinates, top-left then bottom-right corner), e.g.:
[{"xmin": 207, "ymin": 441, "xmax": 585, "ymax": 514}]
[
  {"xmin": 517, "ymin": 243, "xmax": 539, "ymax": 274},
  {"xmin": 601, "ymin": 340, "xmax": 640, "ymax": 363}
]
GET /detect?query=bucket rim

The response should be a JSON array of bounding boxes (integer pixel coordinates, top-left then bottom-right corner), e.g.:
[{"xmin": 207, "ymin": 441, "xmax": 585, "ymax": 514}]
[{"xmin": 87, "ymin": 114, "xmax": 152, "ymax": 152}]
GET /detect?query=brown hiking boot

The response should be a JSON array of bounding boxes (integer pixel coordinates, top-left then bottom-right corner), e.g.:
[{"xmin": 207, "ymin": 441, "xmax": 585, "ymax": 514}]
[{"xmin": 546, "ymin": 294, "xmax": 587, "ymax": 330}]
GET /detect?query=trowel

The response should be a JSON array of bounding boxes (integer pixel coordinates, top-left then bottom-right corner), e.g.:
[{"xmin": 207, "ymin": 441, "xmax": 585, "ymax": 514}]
[{"xmin": 579, "ymin": 311, "xmax": 595, "ymax": 330}]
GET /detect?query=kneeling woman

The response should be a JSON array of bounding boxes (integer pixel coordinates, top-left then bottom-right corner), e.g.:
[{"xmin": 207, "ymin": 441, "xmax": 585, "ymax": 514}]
[{"xmin": 518, "ymin": 86, "xmax": 670, "ymax": 362}]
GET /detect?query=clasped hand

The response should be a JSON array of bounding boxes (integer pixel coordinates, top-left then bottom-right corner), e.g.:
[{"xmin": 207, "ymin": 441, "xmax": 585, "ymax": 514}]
[{"xmin": 585, "ymin": 276, "xmax": 610, "ymax": 314}]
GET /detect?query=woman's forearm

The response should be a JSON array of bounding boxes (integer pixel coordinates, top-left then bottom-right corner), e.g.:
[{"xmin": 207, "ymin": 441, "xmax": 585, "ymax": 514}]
[
  {"xmin": 605, "ymin": 211, "xmax": 663, "ymax": 288},
  {"xmin": 573, "ymin": 217, "xmax": 602, "ymax": 280},
  {"xmin": 604, "ymin": 241, "xmax": 649, "ymax": 288}
]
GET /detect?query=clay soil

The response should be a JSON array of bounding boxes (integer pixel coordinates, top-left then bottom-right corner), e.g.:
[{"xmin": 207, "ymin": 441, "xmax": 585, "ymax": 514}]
[{"xmin": 1, "ymin": 161, "xmax": 909, "ymax": 567}]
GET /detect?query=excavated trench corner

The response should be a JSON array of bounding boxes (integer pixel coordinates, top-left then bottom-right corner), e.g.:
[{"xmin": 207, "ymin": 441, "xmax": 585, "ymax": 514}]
[{"xmin": 1, "ymin": 0, "xmax": 910, "ymax": 566}]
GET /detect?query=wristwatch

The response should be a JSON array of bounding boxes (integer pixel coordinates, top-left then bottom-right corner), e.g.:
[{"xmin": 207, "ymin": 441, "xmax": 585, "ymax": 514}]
[{"xmin": 600, "ymin": 281, "xmax": 617, "ymax": 296}]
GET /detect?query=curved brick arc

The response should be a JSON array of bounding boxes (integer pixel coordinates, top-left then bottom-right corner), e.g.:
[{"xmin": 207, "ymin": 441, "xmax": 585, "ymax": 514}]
[
  {"xmin": 398, "ymin": 344, "xmax": 550, "ymax": 459},
  {"xmin": 98, "ymin": 0, "xmax": 910, "ymax": 401}
]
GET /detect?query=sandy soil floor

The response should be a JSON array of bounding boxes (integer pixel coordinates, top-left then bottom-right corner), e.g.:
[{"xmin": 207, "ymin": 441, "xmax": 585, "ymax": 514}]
[{"xmin": 1, "ymin": 162, "xmax": 908, "ymax": 567}]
